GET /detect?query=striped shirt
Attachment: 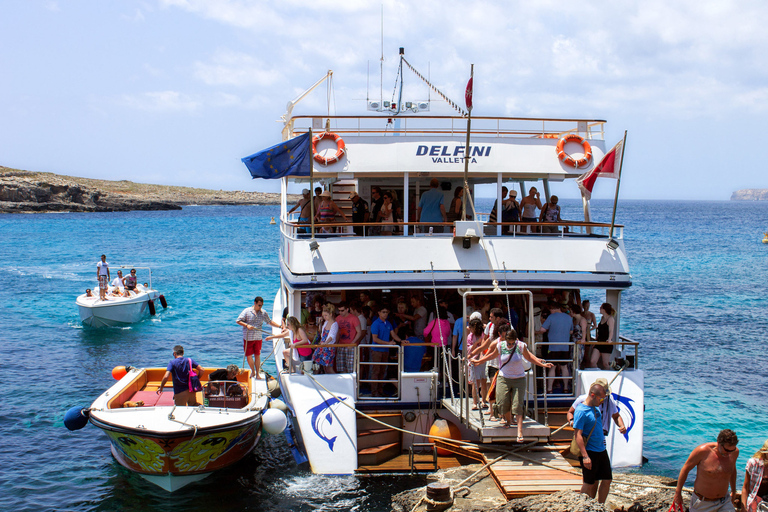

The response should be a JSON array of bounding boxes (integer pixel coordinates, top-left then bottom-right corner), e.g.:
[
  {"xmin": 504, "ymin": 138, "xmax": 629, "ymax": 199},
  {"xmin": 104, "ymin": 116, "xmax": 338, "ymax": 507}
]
[
  {"xmin": 238, "ymin": 307, "xmax": 271, "ymax": 341},
  {"xmin": 745, "ymin": 457, "xmax": 766, "ymax": 509}
]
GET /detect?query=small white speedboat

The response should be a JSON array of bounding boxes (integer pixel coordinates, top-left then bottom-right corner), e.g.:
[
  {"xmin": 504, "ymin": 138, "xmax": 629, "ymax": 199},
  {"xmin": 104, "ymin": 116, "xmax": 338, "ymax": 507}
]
[{"xmin": 76, "ymin": 266, "xmax": 167, "ymax": 327}]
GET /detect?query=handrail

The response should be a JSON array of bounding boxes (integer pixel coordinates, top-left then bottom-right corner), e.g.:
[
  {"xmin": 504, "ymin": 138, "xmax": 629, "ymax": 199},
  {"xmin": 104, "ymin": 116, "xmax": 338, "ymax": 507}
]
[
  {"xmin": 290, "ymin": 114, "xmax": 607, "ymax": 123},
  {"xmin": 289, "ymin": 220, "xmax": 625, "ymax": 229}
]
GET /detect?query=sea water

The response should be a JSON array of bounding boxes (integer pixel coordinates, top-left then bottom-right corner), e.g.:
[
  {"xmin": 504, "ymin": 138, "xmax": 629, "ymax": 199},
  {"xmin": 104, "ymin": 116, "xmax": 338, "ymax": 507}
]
[{"xmin": 1, "ymin": 200, "xmax": 766, "ymax": 511}]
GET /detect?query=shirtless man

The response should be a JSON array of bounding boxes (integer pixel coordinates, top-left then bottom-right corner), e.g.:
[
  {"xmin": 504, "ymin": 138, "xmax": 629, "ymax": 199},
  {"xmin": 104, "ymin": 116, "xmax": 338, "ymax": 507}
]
[
  {"xmin": 674, "ymin": 429, "xmax": 740, "ymax": 512},
  {"xmin": 288, "ymin": 188, "xmax": 312, "ymax": 233}
]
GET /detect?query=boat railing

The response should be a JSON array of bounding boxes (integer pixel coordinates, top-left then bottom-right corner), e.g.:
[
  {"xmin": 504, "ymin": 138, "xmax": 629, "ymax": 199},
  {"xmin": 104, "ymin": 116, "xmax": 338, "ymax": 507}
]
[
  {"xmin": 531, "ymin": 338, "xmax": 640, "ymax": 400},
  {"xmin": 288, "ymin": 115, "xmax": 606, "ymax": 140},
  {"xmin": 355, "ymin": 343, "xmax": 402, "ymax": 401},
  {"xmin": 280, "ymin": 216, "xmax": 623, "ymax": 240}
]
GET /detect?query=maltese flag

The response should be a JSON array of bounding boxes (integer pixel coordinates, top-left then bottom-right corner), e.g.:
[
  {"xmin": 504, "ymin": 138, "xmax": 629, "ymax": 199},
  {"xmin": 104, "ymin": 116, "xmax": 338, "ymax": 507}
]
[
  {"xmin": 465, "ymin": 77, "xmax": 473, "ymax": 111},
  {"xmin": 576, "ymin": 139, "xmax": 624, "ymax": 200}
]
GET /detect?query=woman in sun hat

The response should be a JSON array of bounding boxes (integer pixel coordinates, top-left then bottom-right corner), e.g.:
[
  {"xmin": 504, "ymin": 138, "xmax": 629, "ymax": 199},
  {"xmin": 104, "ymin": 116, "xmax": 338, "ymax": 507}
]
[{"xmin": 742, "ymin": 439, "xmax": 768, "ymax": 511}]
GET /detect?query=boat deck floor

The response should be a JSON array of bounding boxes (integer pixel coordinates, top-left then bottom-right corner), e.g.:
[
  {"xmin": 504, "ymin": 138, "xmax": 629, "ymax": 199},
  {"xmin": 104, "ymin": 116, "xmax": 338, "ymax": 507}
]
[
  {"xmin": 355, "ymin": 453, "xmax": 467, "ymax": 473},
  {"xmin": 441, "ymin": 398, "xmax": 551, "ymax": 442}
]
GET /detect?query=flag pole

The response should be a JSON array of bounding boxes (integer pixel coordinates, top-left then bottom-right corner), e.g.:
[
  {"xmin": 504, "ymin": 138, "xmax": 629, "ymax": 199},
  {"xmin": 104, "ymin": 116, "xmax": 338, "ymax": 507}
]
[
  {"xmin": 608, "ymin": 130, "xmax": 628, "ymax": 241},
  {"xmin": 462, "ymin": 64, "xmax": 473, "ymax": 221},
  {"xmin": 309, "ymin": 127, "xmax": 315, "ymax": 239}
]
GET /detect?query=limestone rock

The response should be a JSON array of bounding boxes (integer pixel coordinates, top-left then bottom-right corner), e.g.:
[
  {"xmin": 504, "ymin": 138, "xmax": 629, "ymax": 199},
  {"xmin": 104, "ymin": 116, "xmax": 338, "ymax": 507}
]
[
  {"xmin": 731, "ymin": 189, "xmax": 768, "ymax": 200},
  {"xmin": 0, "ymin": 166, "xmax": 296, "ymax": 213}
]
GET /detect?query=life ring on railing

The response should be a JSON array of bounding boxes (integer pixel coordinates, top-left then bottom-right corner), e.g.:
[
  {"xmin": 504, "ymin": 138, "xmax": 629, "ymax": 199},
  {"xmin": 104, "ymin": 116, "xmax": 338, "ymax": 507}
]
[
  {"xmin": 556, "ymin": 134, "xmax": 592, "ymax": 168},
  {"xmin": 312, "ymin": 131, "xmax": 346, "ymax": 165}
]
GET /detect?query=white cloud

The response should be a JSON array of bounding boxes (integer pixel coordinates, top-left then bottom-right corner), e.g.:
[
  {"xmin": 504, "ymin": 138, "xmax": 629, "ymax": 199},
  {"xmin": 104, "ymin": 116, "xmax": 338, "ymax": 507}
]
[
  {"xmin": 120, "ymin": 91, "xmax": 201, "ymax": 112},
  {"xmin": 194, "ymin": 50, "xmax": 281, "ymax": 87}
]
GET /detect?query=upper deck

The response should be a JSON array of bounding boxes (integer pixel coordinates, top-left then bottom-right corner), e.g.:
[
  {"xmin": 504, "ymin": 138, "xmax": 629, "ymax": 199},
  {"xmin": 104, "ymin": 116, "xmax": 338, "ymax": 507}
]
[{"xmin": 276, "ymin": 114, "xmax": 628, "ymax": 291}]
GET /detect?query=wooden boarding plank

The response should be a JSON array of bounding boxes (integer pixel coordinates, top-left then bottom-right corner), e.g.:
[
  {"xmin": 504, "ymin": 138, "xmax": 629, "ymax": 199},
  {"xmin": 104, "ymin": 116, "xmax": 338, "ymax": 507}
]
[
  {"xmin": 483, "ymin": 448, "xmax": 584, "ymax": 499},
  {"xmin": 494, "ymin": 472, "xmax": 581, "ymax": 480}
]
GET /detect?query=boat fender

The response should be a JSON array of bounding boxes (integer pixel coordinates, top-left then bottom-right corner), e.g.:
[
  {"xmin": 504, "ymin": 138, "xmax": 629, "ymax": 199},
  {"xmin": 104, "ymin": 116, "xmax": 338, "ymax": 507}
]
[
  {"xmin": 312, "ymin": 131, "xmax": 346, "ymax": 165},
  {"xmin": 268, "ymin": 399, "xmax": 289, "ymax": 413},
  {"xmin": 556, "ymin": 133, "xmax": 592, "ymax": 168},
  {"xmin": 262, "ymin": 408, "xmax": 288, "ymax": 435},
  {"xmin": 428, "ymin": 418, "xmax": 462, "ymax": 455},
  {"xmin": 267, "ymin": 378, "xmax": 281, "ymax": 398},
  {"xmin": 111, "ymin": 365, "xmax": 132, "ymax": 380},
  {"xmin": 148, "ymin": 299, "xmax": 156, "ymax": 316},
  {"xmin": 64, "ymin": 406, "xmax": 90, "ymax": 431},
  {"xmin": 159, "ymin": 294, "xmax": 168, "ymax": 308}
]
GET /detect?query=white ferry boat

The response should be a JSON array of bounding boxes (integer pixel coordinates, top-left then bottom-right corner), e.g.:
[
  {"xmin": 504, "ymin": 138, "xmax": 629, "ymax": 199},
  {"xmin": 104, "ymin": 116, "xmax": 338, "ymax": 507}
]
[{"xmin": 244, "ymin": 51, "xmax": 644, "ymax": 479}]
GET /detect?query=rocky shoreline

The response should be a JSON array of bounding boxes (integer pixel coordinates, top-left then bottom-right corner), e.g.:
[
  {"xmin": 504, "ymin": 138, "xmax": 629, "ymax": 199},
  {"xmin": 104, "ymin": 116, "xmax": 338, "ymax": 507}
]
[
  {"xmin": 391, "ymin": 465, "xmax": 687, "ymax": 512},
  {"xmin": 731, "ymin": 189, "xmax": 768, "ymax": 200},
  {"xmin": 0, "ymin": 166, "xmax": 299, "ymax": 213}
]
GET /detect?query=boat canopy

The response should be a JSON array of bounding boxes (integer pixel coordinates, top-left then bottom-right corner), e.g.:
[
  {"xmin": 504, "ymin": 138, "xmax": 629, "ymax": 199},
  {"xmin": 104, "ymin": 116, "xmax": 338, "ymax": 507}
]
[{"xmin": 287, "ymin": 115, "xmax": 608, "ymax": 181}]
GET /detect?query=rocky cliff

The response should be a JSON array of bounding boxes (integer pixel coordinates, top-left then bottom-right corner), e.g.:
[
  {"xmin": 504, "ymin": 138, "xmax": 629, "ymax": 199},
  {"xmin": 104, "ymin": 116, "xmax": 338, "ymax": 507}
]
[
  {"xmin": 0, "ymin": 166, "xmax": 297, "ymax": 213},
  {"xmin": 731, "ymin": 189, "xmax": 768, "ymax": 200}
]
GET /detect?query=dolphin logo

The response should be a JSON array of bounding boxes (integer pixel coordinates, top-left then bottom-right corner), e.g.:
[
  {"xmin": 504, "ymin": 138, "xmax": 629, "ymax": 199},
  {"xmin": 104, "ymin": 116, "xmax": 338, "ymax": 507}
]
[
  {"xmin": 307, "ymin": 396, "xmax": 347, "ymax": 451},
  {"xmin": 612, "ymin": 393, "xmax": 636, "ymax": 442}
]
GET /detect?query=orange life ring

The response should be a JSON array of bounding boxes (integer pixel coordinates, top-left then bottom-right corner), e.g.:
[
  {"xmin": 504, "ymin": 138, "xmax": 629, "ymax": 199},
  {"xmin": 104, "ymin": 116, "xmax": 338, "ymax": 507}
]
[
  {"xmin": 556, "ymin": 134, "xmax": 592, "ymax": 168},
  {"xmin": 312, "ymin": 131, "xmax": 346, "ymax": 165}
]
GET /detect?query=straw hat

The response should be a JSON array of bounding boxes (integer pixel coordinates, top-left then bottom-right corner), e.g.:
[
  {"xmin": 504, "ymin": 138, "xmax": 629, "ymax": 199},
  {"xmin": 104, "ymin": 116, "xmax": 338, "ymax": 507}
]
[
  {"xmin": 321, "ymin": 190, "xmax": 331, "ymax": 197},
  {"xmin": 758, "ymin": 439, "xmax": 768, "ymax": 454},
  {"xmin": 594, "ymin": 377, "xmax": 611, "ymax": 395}
]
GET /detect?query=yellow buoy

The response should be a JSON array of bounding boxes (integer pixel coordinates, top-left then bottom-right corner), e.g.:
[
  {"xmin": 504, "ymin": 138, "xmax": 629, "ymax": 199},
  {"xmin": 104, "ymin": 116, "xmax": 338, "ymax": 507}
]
[
  {"xmin": 270, "ymin": 217, "xmax": 276, "ymax": 225},
  {"xmin": 762, "ymin": 232, "xmax": 768, "ymax": 244},
  {"xmin": 428, "ymin": 418, "xmax": 462, "ymax": 455}
]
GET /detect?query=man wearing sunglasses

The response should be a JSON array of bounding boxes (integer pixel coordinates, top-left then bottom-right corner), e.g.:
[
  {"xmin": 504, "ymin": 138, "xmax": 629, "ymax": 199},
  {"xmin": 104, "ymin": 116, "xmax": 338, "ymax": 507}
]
[{"xmin": 673, "ymin": 429, "xmax": 740, "ymax": 512}]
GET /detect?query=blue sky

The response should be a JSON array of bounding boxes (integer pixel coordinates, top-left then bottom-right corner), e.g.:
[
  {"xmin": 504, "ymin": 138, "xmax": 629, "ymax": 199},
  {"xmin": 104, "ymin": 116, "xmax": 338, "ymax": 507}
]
[{"xmin": 1, "ymin": 0, "xmax": 766, "ymax": 200}]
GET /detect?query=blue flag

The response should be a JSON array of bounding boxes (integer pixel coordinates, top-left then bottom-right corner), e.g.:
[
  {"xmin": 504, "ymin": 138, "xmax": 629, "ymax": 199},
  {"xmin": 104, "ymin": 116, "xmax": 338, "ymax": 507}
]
[{"xmin": 241, "ymin": 132, "xmax": 312, "ymax": 179}]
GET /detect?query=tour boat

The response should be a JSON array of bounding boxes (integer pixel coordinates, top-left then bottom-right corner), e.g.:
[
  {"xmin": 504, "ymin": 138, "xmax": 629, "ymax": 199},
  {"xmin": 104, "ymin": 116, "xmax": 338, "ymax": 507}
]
[
  {"xmin": 76, "ymin": 266, "xmax": 167, "ymax": 327},
  {"xmin": 65, "ymin": 366, "xmax": 276, "ymax": 492},
  {"xmin": 243, "ymin": 49, "xmax": 644, "ymax": 479}
]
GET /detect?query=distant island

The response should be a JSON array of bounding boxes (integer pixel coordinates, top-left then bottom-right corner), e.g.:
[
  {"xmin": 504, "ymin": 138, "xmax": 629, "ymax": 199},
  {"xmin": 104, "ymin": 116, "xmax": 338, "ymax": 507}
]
[
  {"xmin": 0, "ymin": 166, "xmax": 298, "ymax": 213},
  {"xmin": 731, "ymin": 189, "xmax": 768, "ymax": 200}
]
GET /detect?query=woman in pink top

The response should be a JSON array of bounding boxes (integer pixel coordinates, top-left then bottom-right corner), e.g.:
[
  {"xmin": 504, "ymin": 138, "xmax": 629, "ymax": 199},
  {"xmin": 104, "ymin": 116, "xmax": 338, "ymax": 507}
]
[
  {"xmin": 423, "ymin": 306, "xmax": 451, "ymax": 346},
  {"xmin": 284, "ymin": 316, "xmax": 312, "ymax": 370}
]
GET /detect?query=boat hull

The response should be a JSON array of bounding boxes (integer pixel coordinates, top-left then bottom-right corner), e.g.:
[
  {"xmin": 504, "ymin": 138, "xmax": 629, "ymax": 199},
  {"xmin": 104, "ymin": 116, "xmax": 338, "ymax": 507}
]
[
  {"xmin": 77, "ymin": 291, "xmax": 160, "ymax": 327},
  {"xmin": 94, "ymin": 416, "xmax": 262, "ymax": 491}
]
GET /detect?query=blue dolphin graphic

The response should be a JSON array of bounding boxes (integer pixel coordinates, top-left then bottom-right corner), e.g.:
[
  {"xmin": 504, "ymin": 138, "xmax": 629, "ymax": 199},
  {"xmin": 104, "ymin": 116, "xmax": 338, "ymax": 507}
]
[
  {"xmin": 612, "ymin": 393, "xmax": 636, "ymax": 442},
  {"xmin": 307, "ymin": 396, "xmax": 347, "ymax": 451}
]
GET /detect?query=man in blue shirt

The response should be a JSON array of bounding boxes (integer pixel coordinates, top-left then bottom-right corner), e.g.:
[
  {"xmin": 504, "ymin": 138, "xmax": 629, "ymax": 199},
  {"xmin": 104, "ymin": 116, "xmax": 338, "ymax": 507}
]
[
  {"xmin": 539, "ymin": 303, "xmax": 573, "ymax": 393},
  {"xmin": 573, "ymin": 383, "xmax": 612, "ymax": 503},
  {"xmin": 369, "ymin": 308, "xmax": 404, "ymax": 396},
  {"xmin": 416, "ymin": 178, "xmax": 447, "ymax": 233},
  {"xmin": 158, "ymin": 345, "xmax": 205, "ymax": 406}
]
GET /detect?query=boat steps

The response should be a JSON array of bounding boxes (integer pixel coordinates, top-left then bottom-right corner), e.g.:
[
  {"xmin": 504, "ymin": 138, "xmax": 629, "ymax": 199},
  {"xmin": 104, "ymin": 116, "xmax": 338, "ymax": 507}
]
[
  {"xmin": 357, "ymin": 412, "xmax": 402, "ymax": 467},
  {"xmin": 357, "ymin": 442, "xmax": 401, "ymax": 466}
]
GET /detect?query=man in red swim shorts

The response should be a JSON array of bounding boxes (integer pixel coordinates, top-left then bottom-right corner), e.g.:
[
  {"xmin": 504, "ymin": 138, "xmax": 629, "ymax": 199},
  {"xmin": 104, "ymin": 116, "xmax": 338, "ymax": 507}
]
[{"xmin": 236, "ymin": 296, "xmax": 281, "ymax": 378}]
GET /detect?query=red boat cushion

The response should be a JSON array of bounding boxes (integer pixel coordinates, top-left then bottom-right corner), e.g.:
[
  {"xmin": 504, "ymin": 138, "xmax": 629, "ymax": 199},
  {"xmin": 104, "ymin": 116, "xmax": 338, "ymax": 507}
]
[{"xmin": 129, "ymin": 390, "xmax": 175, "ymax": 407}]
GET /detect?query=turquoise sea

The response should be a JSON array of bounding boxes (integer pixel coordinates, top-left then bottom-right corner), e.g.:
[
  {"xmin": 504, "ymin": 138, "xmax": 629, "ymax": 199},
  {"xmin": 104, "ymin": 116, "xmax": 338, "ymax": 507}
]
[{"xmin": 1, "ymin": 199, "xmax": 767, "ymax": 511}]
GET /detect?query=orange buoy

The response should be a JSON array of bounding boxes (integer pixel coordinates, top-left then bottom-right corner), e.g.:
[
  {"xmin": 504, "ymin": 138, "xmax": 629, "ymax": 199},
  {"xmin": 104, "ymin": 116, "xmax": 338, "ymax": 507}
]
[
  {"xmin": 556, "ymin": 133, "xmax": 592, "ymax": 168},
  {"xmin": 429, "ymin": 418, "xmax": 462, "ymax": 455},
  {"xmin": 312, "ymin": 131, "xmax": 346, "ymax": 165},
  {"xmin": 112, "ymin": 366, "xmax": 128, "ymax": 380}
]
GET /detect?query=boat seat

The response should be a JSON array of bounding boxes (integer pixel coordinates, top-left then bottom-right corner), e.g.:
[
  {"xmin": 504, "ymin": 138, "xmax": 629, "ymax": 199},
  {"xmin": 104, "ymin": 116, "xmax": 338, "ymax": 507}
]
[{"xmin": 128, "ymin": 390, "xmax": 176, "ymax": 407}]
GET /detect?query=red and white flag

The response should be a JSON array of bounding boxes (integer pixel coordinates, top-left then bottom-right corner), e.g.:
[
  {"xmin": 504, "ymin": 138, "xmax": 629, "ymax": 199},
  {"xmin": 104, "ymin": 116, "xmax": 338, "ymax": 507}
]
[
  {"xmin": 576, "ymin": 139, "xmax": 624, "ymax": 200},
  {"xmin": 465, "ymin": 77, "xmax": 473, "ymax": 111}
]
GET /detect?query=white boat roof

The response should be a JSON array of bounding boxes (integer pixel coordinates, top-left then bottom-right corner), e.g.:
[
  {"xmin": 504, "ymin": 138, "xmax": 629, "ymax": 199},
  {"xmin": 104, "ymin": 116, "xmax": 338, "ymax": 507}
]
[{"xmin": 287, "ymin": 115, "xmax": 608, "ymax": 180}]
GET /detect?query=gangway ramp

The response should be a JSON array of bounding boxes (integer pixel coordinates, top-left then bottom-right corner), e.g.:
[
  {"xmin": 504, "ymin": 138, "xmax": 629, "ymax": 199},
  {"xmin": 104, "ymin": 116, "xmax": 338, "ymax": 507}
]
[{"xmin": 441, "ymin": 398, "xmax": 550, "ymax": 443}]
